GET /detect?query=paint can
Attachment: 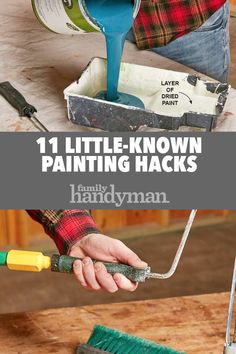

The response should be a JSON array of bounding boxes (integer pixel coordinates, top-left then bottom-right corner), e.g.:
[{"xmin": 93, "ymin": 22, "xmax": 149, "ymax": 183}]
[{"xmin": 32, "ymin": 0, "xmax": 141, "ymax": 35}]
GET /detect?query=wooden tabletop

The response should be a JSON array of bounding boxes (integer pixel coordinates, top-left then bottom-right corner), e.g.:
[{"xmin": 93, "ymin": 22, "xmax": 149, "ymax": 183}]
[
  {"xmin": 1, "ymin": 1, "xmax": 236, "ymax": 132},
  {"xmin": 0, "ymin": 292, "xmax": 232, "ymax": 354}
]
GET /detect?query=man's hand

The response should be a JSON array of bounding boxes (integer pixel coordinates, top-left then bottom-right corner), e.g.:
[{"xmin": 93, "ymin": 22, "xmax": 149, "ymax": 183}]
[{"xmin": 69, "ymin": 234, "xmax": 147, "ymax": 293}]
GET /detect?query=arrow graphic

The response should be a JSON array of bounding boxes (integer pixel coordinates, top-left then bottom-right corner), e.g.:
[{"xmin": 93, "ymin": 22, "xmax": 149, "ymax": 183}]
[{"xmin": 179, "ymin": 92, "xmax": 193, "ymax": 104}]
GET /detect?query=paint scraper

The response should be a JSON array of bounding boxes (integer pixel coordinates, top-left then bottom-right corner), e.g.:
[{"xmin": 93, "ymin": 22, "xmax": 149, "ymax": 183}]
[
  {"xmin": 0, "ymin": 81, "xmax": 48, "ymax": 132},
  {"xmin": 0, "ymin": 210, "xmax": 197, "ymax": 282}
]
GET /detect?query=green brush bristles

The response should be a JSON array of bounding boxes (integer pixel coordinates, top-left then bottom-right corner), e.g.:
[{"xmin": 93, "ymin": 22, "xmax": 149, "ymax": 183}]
[
  {"xmin": 87, "ymin": 325, "xmax": 184, "ymax": 354},
  {"xmin": 0, "ymin": 252, "xmax": 8, "ymax": 266}
]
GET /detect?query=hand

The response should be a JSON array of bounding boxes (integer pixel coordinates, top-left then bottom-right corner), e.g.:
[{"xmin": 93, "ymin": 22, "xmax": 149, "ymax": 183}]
[{"xmin": 69, "ymin": 234, "xmax": 147, "ymax": 293}]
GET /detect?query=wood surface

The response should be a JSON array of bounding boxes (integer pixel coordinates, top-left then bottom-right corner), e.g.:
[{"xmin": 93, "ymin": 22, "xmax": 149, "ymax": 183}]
[
  {"xmin": 170, "ymin": 210, "xmax": 229, "ymax": 220},
  {"xmin": 0, "ymin": 292, "xmax": 232, "ymax": 354},
  {"xmin": 230, "ymin": 3, "xmax": 236, "ymax": 17},
  {"xmin": 0, "ymin": 211, "xmax": 46, "ymax": 248},
  {"xmin": 0, "ymin": 210, "xmax": 231, "ymax": 247},
  {"xmin": 0, "ymin": 2, "xmax": 235, "ymax": 132}
]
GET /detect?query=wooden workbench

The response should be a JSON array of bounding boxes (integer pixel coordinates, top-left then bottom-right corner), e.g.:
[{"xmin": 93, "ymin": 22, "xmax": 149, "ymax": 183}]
[
  {"xmin": 1, "ymin": 2, "xmax": 236, "ymax": 132},
  {"xmin": 0, "ymin": 292, "xmax": 232, "ymax": 354}
]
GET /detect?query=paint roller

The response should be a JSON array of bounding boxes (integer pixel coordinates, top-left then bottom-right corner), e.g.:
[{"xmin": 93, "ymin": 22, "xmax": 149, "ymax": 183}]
[{"xmin": 0, "ymin": 210, "xmax": 197, "ymax": 282}]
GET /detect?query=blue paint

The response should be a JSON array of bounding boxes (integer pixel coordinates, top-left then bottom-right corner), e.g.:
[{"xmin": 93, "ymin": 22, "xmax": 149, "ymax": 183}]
[
  {"xmin": 95, "ymin": 90, "xmax": 145, "ymax": 108},
  {"xmin": 85, "ymin": 0, "xmax": 145, "ymax": 108}
]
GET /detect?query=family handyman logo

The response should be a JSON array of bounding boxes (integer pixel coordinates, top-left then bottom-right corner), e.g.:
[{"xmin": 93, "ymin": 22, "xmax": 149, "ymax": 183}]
[{"xmin": 69, "ymin": 184, "xmax": 169, "ymax": 207}]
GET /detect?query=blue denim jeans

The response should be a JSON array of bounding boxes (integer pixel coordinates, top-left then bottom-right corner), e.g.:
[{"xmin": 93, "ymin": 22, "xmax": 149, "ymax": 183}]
[{"xmin": 127, "ymin": 1, "xmax": 230, "ymax": 82}]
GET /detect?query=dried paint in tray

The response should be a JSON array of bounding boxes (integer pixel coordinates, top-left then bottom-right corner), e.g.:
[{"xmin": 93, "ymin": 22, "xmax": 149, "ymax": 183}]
[{"xmin": 64, "ymin": 57, "xmax": 230, "ymax": 132}]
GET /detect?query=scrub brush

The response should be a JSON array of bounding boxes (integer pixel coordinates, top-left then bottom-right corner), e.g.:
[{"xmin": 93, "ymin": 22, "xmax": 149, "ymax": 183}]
[{"xmin": 76, "ymin": 325, "xmax": 184, "ymax": 354}]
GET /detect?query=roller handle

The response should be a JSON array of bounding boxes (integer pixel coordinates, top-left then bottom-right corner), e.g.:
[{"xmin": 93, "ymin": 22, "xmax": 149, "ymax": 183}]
[
  {"xmin": 51, "ymin": 255, "xmax": 149, "ymax": 283},
  {"xmin": 0, "ymin": 81, "xmax": 37, "ymax": 118}
]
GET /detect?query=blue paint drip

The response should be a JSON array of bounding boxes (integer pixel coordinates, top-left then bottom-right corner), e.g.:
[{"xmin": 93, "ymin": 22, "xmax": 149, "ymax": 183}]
[{"xmin": 85, "ymin": 0, "xmax": 145, "ymax": 109}]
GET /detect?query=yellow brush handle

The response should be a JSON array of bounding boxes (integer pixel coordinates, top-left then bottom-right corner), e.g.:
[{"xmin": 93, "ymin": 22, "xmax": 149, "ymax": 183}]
[{"xmin": 7, "ymin": 250, "xmax": 51, "ymax": 272}]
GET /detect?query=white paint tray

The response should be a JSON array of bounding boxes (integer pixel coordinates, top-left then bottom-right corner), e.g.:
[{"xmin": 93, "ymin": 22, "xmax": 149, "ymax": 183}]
[{"xmin": 64, "ymin": 57, "xmax": 230, "ymax": 131}]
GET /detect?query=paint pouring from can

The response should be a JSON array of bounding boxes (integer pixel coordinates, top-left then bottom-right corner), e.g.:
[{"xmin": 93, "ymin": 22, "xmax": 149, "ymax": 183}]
[
  {"xmin": 32, "ymin": 0, "xmax": 144, "ymax": 109},
  {"xmin": 84, "ymin": 0, "xmax": 145, "ymax": 108}
]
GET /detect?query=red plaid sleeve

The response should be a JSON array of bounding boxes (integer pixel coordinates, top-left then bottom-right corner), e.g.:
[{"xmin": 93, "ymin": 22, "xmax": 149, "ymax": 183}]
[
  {"xmin": 133, "ymin": 0, "xmax": 226, "ymax": 49},
  {"xmin": 27, "ymin": 210, "xmax": 101, "ymax": 255}
]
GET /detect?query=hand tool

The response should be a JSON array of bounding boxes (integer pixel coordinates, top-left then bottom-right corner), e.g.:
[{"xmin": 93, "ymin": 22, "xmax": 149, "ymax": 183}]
[
  {"xmin": 224, "ymin": 257, "xmax": 236, "ymax": 354},
  {"xmin": 76, "ymin": 325, "xmax": 183, "ymax": 354},
  {"xmin": 0, "ymin": 81, "xmax": 49, "ymax": 132},
  {"xmin": 0, "ymin": 210, "xmax": 197, "ymax": 283}
]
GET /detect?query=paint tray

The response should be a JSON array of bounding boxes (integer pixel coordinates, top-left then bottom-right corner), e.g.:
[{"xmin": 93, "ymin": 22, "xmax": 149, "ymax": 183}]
[{"xmin": 64, "ymin": 57, "xmax": 230, "ymax": 132}]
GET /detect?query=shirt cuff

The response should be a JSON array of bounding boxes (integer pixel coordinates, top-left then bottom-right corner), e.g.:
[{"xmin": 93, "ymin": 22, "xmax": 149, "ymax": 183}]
[{"xmin": 26, "ymin": 210, "xmax": 101, "ymax": 255}]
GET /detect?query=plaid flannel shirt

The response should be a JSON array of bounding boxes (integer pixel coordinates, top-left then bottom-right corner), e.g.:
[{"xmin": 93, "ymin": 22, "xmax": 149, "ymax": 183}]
[
  {"xmin": 133, "ymin": 0, "xmax": 226, "ymax": 49},
  {"xmin": 27, "ymin": 210, "xmax": 101, "ymax": 255}
]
